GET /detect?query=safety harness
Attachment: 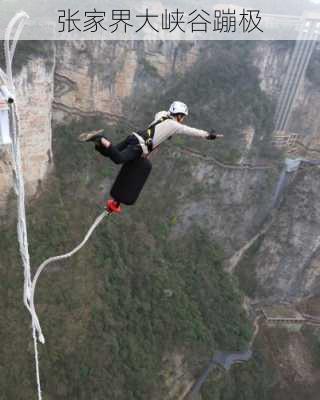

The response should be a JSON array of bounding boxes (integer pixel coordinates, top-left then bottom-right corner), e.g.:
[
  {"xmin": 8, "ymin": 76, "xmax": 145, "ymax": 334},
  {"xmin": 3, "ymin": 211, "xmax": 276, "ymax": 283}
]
[{"xmin": 133, "ymin": 115, "xmax": 171, "ymax": 155}]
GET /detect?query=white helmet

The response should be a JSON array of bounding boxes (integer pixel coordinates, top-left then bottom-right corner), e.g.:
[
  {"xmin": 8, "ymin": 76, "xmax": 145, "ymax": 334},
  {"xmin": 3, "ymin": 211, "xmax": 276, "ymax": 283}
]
[{"xmin": 169, "ymin": 101, "xmax": 189, "ymax": 116}]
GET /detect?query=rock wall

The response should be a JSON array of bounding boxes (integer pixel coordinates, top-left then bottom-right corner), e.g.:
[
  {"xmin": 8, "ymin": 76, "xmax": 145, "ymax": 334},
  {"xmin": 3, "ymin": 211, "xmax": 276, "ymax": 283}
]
[
  {"xmin": 254, "ymin": 41, "xmax": 320, "ymax": 148},
  {"xmin": 53, "ymin": 41, "xmax": 201, "ymax": 123},
  {"xmin": 254, "ymin": 41, "xmax": 293, "ymax": 99},
  {"xmin": 0, "ymin": 55, "xmax": 55, "ymax": 212},
  {"xmin": 254, "ymin": 166, "xmax": 320, "ymax": 301},
  {"xmin": 172, "ymin": 159, "xmax": 274, "ymax": 256},
  {"xmin": 227, "ymin": 42, "xmax": 320, "ymax": 302},
  {"xmin": 15, "ymin": 57, "xmax": 55, "ymax": 195},
  {"xmin": 0, "ymin": 146, "xmax": 12, "ymax": 211}
]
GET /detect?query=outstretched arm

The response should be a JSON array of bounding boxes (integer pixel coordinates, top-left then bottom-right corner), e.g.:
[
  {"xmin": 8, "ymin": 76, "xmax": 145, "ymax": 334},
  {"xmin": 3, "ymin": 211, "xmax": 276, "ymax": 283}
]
[
  {"xmin": 176, "ymin": 123, "xmax": 209, "ymax": 138},
  {"xmin": 175, "ymin": 123, "xmax": 224, "ymax": 140}
]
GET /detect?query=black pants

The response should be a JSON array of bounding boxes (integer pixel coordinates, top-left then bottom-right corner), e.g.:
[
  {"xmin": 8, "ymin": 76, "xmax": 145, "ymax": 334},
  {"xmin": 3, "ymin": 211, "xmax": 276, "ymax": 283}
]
[{"xmin": 95, "ymin": 134, "xmax": 143, "ymax": 164}]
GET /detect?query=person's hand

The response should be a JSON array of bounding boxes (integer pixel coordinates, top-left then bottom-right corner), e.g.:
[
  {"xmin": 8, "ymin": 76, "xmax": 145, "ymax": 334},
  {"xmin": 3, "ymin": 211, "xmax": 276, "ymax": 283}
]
[{"xmin": 207, "ymin": 130, "xmax": 224, "ymax": 140}]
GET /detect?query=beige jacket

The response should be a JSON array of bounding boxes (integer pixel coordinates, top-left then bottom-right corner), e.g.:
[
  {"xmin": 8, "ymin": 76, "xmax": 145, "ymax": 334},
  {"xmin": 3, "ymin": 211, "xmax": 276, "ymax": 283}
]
[{"xmin": 133, "ymin": 111, "xmax": 209, "ymax": 154}]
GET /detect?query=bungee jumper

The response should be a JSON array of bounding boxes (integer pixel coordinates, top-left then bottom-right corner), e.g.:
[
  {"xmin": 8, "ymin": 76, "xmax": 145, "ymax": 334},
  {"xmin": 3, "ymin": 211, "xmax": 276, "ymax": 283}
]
[{"xmin": 79, "ymin": 101, "xmax": 223, "ymax": 212}]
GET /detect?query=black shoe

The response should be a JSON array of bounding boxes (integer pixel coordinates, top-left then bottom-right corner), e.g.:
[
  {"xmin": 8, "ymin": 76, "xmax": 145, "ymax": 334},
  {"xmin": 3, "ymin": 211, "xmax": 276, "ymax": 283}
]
[{"xmin": 78, "ymin": 129, "xmax": 104, "ymax": 143}]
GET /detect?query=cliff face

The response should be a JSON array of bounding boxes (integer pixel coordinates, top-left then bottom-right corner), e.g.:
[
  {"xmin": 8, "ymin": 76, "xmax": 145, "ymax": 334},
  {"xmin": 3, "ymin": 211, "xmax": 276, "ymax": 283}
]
[
  {"xmin": 0, "ymin": 55, "xmax": 55, "ymax": 211},
  {"xmin": 254, "ymin": 42, "xmax": 293, "ymax": 98},
  {"xmin": 255, "ymin": 41, "xmax": 320, "ymax": 148},
  {"xmin": 0, "ymin": 146, "xmax": 12, "ymax": 211},
  {"xmin": 172, "ymin": 159, "xmax": 275, "ymax": 256},
  {"xmin": 234, "ymin": 43, "xmax": 320, "ymax": 301},
  {"xmin": 15, "ymin": 57, "xmax": 55, "ymax": 195},
  {"xmin": 53, "ymin": 41, "xmax": 200, "ymax": 123},
  {"xmin": 253, "ymin": 166, "xmax": 320, "ymax": 301}
]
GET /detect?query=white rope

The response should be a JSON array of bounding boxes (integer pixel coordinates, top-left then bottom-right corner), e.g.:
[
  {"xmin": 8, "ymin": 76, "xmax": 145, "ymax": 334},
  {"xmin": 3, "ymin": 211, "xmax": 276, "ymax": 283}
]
[
  {"xmin": 4, "ymin": 12, "xmax": 29, "ymax": 91},
  {"xmin": 29, "ymin": 211, "xmax": 108, "ymax": 344},
  {"xmin": 11, "ymin": 104, "xmax": 44, "ymax": 400},
  {"xmin": 32, "ymin": 323, "xmax": 43, "ymax": 400},
  {"xmin": 3, "ymin": 11, "xmax": 43, "ymax": 400}
]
